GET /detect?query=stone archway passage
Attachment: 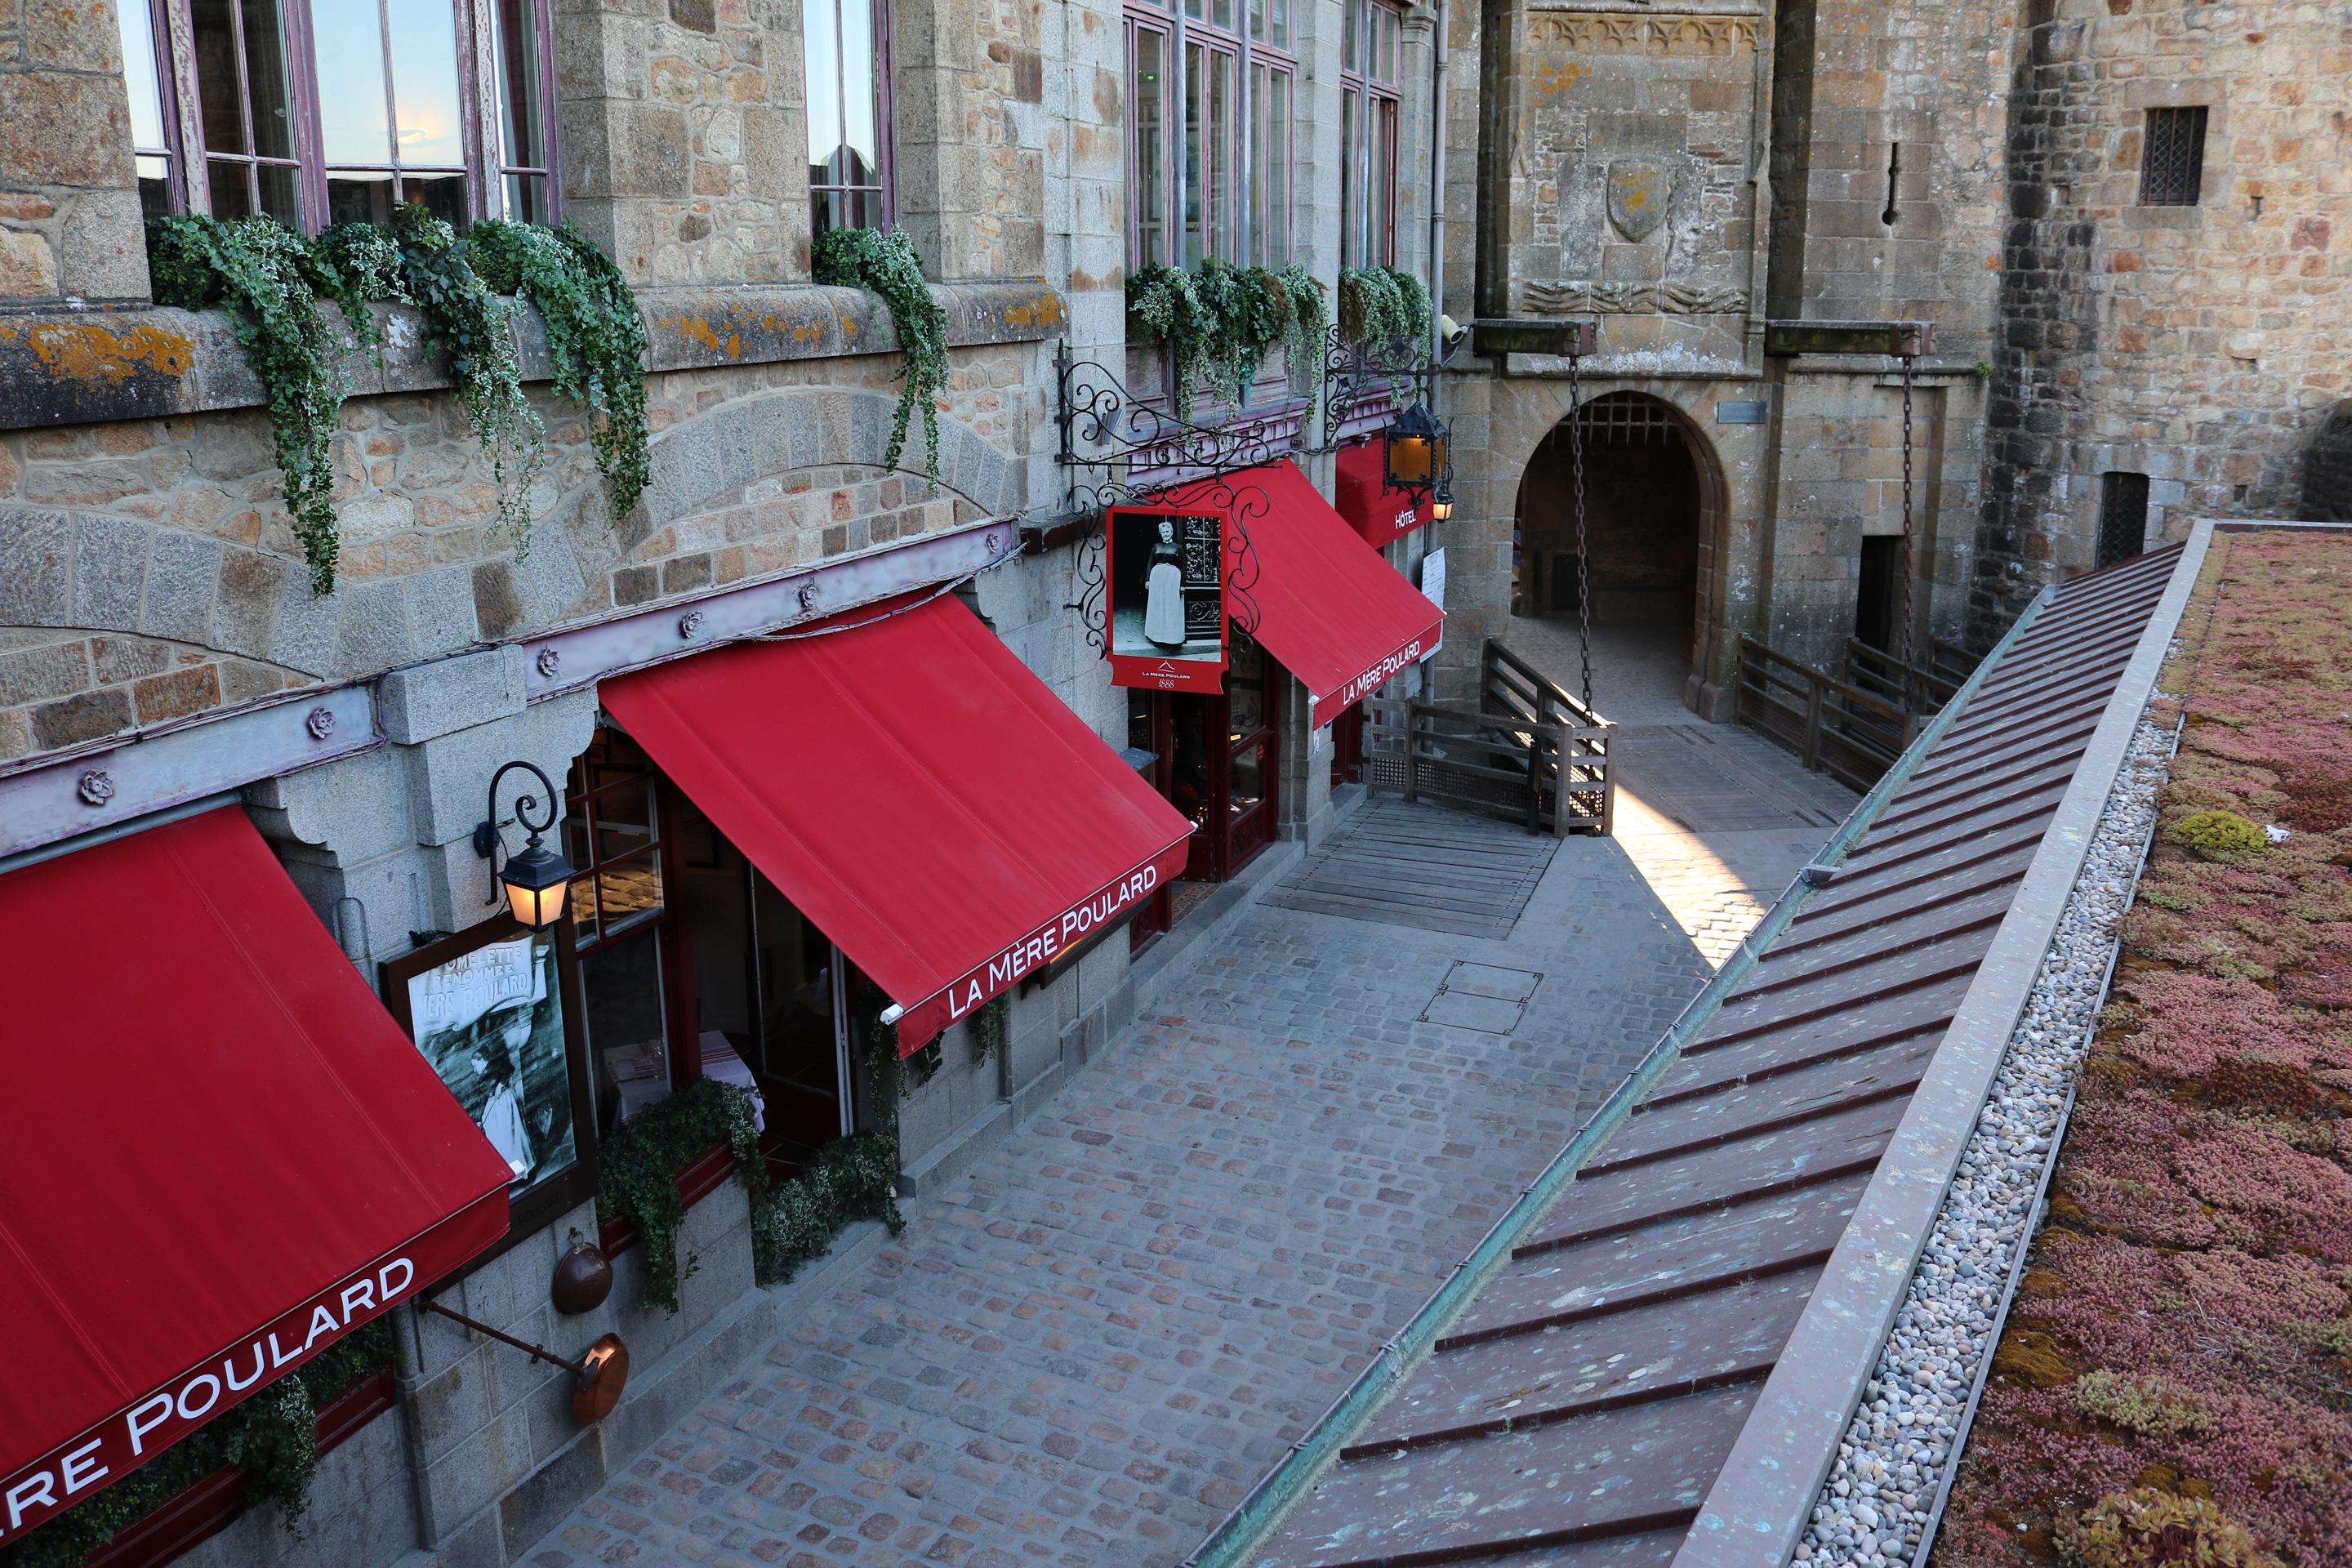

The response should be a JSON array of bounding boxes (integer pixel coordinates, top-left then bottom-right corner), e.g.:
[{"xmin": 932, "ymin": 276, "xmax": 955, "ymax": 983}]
[
  {"xmin": 1519, "ymin": 393, "xmax": 1700, "ymax": 640},
  {"xmin": 1510, "ymin": 391, "xmax": 1729, "ymax": 721}
]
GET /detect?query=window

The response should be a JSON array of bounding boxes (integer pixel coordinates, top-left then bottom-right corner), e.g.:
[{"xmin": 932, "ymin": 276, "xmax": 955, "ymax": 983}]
[
  {"xmin": 1339, "ymin": 0, "xmax": 1401, "ymax": 267},
  {"xmin": 563, "ymin": 728, "xmax": 875, "ymax": 1155},
  {"xmin": 121, "ymin": 0, "xmax": 560, "ymax": 227},
  {"xmin": 2140, "ymin": 107, "xmax": 2208, "ymax": 207},
  {"xmin": 2096, "ymin": 472, "xmax": 2151, "ymax": 568},
  {"xmin": 564, "ymin": 728, "xmax": 697, "ymax": 1134},
  {"xmin": 189, "ymin": 0, "xmax": 303, "ymax": 224},
  {"xmin": 805, "ymin": 0, "xmax": 893, "ymax": 235},
  {"xmin": 314, "ymin": 0, "xmax": 471, "ymax": 225},
  {"xmin": 116, "ymin": 0, "xmax": 180, "ymax": 216},
  {"xmin": 1124, "ymin": 0, "xmax": 1294, "ymax": 270}
]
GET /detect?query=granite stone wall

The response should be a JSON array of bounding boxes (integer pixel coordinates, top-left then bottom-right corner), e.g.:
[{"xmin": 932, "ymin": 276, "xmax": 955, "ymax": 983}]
[{"xmin": 1971, "ymin": 0, "xmax": 2350, "ymax": 643}]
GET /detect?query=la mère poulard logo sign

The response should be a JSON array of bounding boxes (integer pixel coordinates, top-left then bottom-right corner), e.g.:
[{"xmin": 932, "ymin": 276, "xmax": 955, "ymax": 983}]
[
  {"xmin": 1107, "ymin": 505, "xmax": 1228, "ymax": 695},
  {"xmin": 0, "ymin": 1255, "xmax": 422, "ymax": 1543}
]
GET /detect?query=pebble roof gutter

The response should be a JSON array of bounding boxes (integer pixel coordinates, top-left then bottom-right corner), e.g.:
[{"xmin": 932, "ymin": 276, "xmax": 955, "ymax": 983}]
[{"xmin": 1196, "ymin": 541, "xmax": 2199, "ymax": 1568}]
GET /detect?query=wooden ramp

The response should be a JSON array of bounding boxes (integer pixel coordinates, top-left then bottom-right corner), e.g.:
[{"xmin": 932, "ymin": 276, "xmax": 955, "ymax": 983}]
[{"xmin": 1262, "ymin": 799, "xmax": 1560, "ymax": 938}]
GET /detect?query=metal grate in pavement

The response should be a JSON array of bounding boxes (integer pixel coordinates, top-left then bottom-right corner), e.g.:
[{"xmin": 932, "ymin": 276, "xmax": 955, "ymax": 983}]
[{"xmin": 1263, "ymin": 800, "xmax": 1560, "ymax": 938}]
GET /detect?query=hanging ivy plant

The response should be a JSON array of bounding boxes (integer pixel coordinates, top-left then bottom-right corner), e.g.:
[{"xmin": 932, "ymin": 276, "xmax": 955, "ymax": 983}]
[
  {"xmin": 1130, "ymin": 261, "xmax": 1332, "ymax": 414},
  {"xmin": 1126, "ymin": 262, "xmax": 1217, "ymax": 419},
  {"xmin": 147, "ymin": 215, "xmax": 376, "ymax": 594},
  {"xmin": 468, "ymin": 220, "xmax": 653, "ymax": 520},
  {"xmin": 594, "ymin": 1076, "xmax": 766, "ymax": 1313},
  {"xmin": 1337, "ymin": 265, "xmax": 1433, "ymax": 357},
  {"xmin": 1275, "ymin": 264, "xmax": 1328, "ymax": 395},
  {"xmin": 970, "ymin": 994, "xmax": 1009, "ymax": 1066},
  {"xmin": 145, "ymin": 211, "xmax": 652, "ymax": 595},
  {"xmin": 752, "ymin": 1133, "xmax": 905, "ymax": 1285},
  {"xmin": 0, "ymin": 1324, "xmax": 397, "ymax": 1568},
  {"xmin": 811, "ymin": 225, "xmax": 951, "ymax": 489},
  {"xmin": 381, "ymin": 206, "xmax": 546, "ymax": 552}
]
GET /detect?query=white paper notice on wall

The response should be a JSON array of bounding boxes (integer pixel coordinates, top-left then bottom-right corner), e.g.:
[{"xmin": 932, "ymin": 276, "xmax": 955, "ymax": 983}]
[{"xmin": 1419, "ymin": 548, "xmax": 1446, "ymax": 662}]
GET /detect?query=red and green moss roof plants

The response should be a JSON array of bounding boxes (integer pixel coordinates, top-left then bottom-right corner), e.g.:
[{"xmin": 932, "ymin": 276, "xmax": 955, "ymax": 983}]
[{"xmin": 1933, "ymin": 532, "xmax": 2352, "ymax": 1568}]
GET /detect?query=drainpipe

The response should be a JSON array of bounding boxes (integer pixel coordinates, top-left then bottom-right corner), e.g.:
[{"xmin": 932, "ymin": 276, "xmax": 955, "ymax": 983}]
[{"xmin": 1427, "ymin": 0, "xmax": 1448, "ymax": 386}]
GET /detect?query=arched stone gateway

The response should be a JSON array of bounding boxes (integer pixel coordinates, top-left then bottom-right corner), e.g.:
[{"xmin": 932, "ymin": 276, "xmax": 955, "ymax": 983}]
[{"xmin": 1511, "ymin": 391, "xmax": 1731, "ymax": 719}]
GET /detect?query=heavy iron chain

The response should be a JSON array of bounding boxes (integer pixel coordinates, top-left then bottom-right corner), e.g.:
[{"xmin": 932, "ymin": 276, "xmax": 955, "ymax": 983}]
[
  {"xmin": 1569, "ymin": 347, "xmax": 1593, "ymax": 708},
  {"xmin": 1895, "ymin": 352, "xmax": 1917, "ymax": 682}
]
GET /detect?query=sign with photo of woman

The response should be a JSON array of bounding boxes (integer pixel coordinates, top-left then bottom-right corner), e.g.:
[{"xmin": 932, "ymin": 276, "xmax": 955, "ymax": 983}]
[
  {"xmin": 393, "ymin": 928, "xmax": 578, "ymax": 1190},
  {"xmin": 1107, "ymin": 504, "xmax": 1228, "ymax": 693}
]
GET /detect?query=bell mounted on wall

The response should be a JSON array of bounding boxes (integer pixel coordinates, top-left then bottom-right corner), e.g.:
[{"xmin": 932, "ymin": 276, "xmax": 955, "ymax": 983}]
[{"xmin": 551, "ymin": 1230, "xmax": 613, "ymax": 1315}]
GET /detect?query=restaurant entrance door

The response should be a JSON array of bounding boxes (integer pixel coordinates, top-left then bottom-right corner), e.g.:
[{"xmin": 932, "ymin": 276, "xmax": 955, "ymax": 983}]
[{"xmin": 1125, "ymin": 630, "xmax": 1283, "ymax": 949}]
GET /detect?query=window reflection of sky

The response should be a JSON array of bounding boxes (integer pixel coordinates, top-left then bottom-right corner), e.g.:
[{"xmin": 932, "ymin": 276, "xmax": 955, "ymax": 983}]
[{"xmin": 311, "ymin": 0, "xmax": 466, "ymax": 168}]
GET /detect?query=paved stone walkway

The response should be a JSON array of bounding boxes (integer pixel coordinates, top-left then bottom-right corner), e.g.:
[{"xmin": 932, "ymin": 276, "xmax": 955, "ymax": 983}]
[{"xmin": 521, "ymin": 643, "xmax": 1855, "ymax": 1568}]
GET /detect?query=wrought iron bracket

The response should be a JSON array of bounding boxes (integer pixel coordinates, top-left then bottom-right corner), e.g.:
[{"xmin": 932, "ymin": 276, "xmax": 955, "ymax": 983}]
[
  {"xmin": 1053, "ymin": 338, "xmax": 1298, "ymax": 482},
  {"xmin": 1316, "ymin": 323, "xmax": 1433, "ymax": 453},
  {"xmin": 1052, "ymin": 339, "xmax": 1279, "ymax": 656}
]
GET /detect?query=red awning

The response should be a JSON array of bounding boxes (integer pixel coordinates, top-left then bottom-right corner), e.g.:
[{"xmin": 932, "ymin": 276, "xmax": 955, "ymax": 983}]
[
  {"xmin": 600, "ymin": 594, "xmax": 1195, "ymax": 1054},
  {"xmin": 1334, "ymin": 437, "xmax": 1430, "ymax": 549},
  {"xmin": 0, "ymin": 809, "xmax": 511, "ymax": 1544},
  {"xmin": 1174, "ymin": 459, "xmax": 1444, "ymax": 728}
]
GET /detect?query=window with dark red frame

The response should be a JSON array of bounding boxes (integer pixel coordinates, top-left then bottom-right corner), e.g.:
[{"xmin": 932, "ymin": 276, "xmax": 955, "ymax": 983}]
[
  {"xmin": 116, "ymin": 0, "xmax": 561, "ymax": 229},
  {"xmin": 1125, "ymin": 0, "xmax": 1294, "ymax": 270},
  {"xmin": 1339, "ymin": 0, "xmax": 1401, "ymax": 268},
  {"xmin": 564, "ymin": 728, "xmax": 702, "ymax": 1138},
  {"xmin": 805, "ymin": 0, "xmax": 894, "ymax": 234}
]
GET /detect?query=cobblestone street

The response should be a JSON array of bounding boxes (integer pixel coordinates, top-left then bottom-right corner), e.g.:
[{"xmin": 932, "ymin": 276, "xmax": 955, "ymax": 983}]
[{"xmin": 522, "ymin": 653, "xmax": 1855, "ymax": 1568}]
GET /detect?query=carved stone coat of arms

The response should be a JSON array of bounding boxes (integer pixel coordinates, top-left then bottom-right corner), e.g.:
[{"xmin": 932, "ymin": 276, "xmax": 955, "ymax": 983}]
[{"xmin": 1607, "ymin": 158, "xmax": 1673, "ymax": 242}]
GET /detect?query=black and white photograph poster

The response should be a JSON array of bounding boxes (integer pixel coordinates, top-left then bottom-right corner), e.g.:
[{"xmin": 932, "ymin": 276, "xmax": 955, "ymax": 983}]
[
  {"xmin": 401, "ymin": 930, "xmax": 577, "ymax": 1189},
  {"xmin": 1107, "ymin": 504, "xmax": 1228, "ymax": 693}
]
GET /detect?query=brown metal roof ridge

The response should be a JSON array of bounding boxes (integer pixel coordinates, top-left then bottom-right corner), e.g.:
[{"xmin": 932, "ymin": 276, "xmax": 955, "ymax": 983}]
[
  {"xmin": 1185, "ymin": 570, "xmax": 2080, "ymax": 1568},
  {"xmin": 1672, "ymin": 537, "xmax": 2203, "ymax": 1568}
]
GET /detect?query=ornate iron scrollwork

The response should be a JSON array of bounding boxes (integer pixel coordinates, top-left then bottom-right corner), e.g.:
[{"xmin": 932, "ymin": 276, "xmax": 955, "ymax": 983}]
[
  {"xmin": 1053, "ymin": 339, "xmax": 1281, "ymax": 653},
  {"xmin": 1318, "ymin": 324, "xmax": 1432, "ymax": 452}
]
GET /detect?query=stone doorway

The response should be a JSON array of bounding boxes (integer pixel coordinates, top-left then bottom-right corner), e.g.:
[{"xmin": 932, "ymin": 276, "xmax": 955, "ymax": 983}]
[{"xmin": 1511, "ymin": 392, "xmax": 1723, "ymax": 715}]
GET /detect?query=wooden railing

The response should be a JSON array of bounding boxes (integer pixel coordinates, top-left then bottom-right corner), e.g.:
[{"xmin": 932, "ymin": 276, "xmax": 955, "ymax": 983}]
[
  {"xmin": 1361, "ymin": 639, "xmax": 1614, "ymax": 835},
  {"xmin": 1735, "ymin": 635, "xmax": 1918, "ymax": 793},
  {"xmin": 1842, "ymin": 636, "xmax": 1964, "ymax": 713},
  {"xmin": 1930, "ymin": 637, "xmax": 1977, "ymax": 687}
]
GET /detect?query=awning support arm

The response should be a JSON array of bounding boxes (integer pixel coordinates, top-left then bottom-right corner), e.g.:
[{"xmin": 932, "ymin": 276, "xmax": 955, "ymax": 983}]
[{"xmin": 420, "ymin": 1298, "xmax": 590, "ymax": 1379}]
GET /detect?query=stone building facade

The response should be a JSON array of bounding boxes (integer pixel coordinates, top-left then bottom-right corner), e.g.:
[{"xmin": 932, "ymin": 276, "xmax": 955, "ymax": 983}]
[
  {"xmin": 1435, "ymin": 0, "xmax": 2348, "ymax": 713},
  {"xmin": 1, "ymin": 0, "xmax": 2344, "ymax": 1564},
  {"xmin": 0, "ymin": 0, "xmax": 1446, "ymax": 1562}
]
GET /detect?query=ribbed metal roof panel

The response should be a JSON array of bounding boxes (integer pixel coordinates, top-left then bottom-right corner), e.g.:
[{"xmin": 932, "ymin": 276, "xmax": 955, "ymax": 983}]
[{"xmin": 1250, "ymin": 545, "xmax": 2182, "ymax": 1566}]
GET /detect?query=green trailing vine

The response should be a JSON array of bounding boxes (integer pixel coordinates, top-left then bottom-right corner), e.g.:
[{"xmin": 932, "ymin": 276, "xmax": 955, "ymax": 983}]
[
  {"xmin": 1127, "ymin": 261, "xmax": 1328, "ymax": 418},
  {"xmin": 1126, "ymin": 263, "xmax": 1215, "ymax": 418},
  {"xmin": 971, "ymin": 994, "xmax": 1009, "ymax": 1066},
  {"xmin": 469, "ymin": 220, "xmax": 653, "ymax": 520},
  {"xmin": 0, "ymin": 1324, "xmax": 398, "ymax": 1568},
  {"xmin": 1275, "ymin": 264, "xmax": 1328, "ymax": 396},
  {"xmin": 811, "ymin": 225, "xmax": 951, "ymax": 489},
  {"xmin": 597, "ymin": 1055, "xmax": 910, "ymax": 1307},
  {"xmin": 379, "ymin": 207, "xmax": 546, "ymax": 552},
  {"xmin": 1336, "ymin": 265, "xmax": 1432, "ymax": 356},
  {"xmin": 143, "ymin": 210, "xmax": 651, "ymax": 595},
  {"xmin": 752, "ymin": 1134, "xmax": 905, "ymax": 1284},
  {"xmin": 594, "ymin": 1075, "xmax": 766, "ymax": 1313},
  {"xmin": 148, "ymin": 215, "xmax": 375, "ymax": 594}
]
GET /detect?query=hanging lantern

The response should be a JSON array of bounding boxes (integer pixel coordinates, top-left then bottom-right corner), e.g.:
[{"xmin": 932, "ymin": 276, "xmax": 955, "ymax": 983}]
[
  {"xmin": 1384, "ymin": 399, "xmax": 1449, "ymax": 507},
  {"xmin": 1428, "ymin": 479, "xmax": 1455, "ymax": 523},
  {"xmin": 472, "ymin": 760, "xmax": 576, "ymax": 931}
]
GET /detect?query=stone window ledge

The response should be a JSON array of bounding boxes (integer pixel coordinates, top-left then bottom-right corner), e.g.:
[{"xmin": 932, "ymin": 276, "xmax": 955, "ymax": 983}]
[{"xmin": 0, "ymin": 278, "xmax": 1069, "ymax": 435}]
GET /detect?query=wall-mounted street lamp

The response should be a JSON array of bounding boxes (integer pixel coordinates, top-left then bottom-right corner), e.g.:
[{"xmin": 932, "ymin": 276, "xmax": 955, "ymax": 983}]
[
  {"xmin": 472, "ymin": 760, "xmax": 575, "ymax": 930},
  {"xmin": 1429, "ymin": 481, "xmax": 1455, "ymax": 523},
  {"xmin": 1385, "ymin": 397, "xmax": 1453, "ymax": 512}
]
